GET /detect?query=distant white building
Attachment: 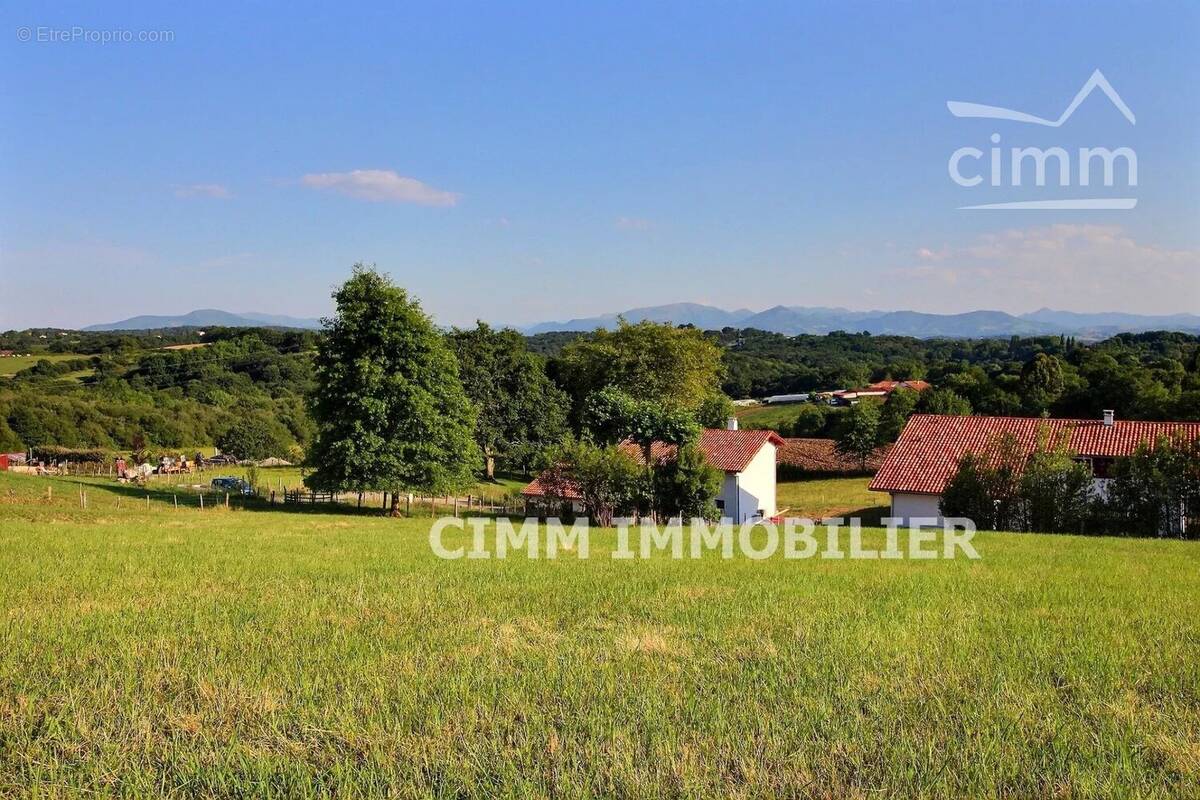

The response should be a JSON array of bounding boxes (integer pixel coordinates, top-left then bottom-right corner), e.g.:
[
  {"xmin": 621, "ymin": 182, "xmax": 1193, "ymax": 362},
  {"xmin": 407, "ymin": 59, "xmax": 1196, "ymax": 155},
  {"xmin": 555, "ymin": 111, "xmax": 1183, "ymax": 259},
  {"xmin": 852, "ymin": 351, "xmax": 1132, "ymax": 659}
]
[
  {"xmin": 763, "ymin": 393, "xmax": 809, "ymax": 405},
  {"xmin": 524, "ymin": 420, "xmax": 784, "ymax": 523}
]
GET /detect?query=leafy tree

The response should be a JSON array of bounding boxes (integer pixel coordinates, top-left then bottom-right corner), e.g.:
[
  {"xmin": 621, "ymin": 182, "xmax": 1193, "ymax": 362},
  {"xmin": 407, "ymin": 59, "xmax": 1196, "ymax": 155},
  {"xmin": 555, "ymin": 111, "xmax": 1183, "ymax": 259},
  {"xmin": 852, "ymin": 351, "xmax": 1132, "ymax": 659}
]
[
  {"xmin": 0, "ymin": 414, "xmax": 23, "ymax": 452},
  {"xmin": 304, "ymin": 266, "xmax": 481, "ymax": 513},
  {"xmin": 216, "ymin": 414, "xmax": 292, "ymax": 461},
  {"xmin": 1020, "ymin": 354, "xmax": 1065, "ymax": 415},
  {"xmin": 834, "ymin": 401, "xmax": 880, "ymax": 470},
  {"xmin": 785, "ymin": 403, "xmax": 830, "ymax": 437},
  {"xmin": 695, "ymin": 392, "xmax": 736, "ymax": 429},
  {"xmin": 449, "ymin": 322, "xmax": 568, "ymax": 480},
  {"xmin": 919, "ymin": 388, "xmax": 973, "ymax": 416},
  {"xmin": 1019, "ymin": 430, "xmax": 1093, "ymax": 533},
  {"xmin": 938, "ymin": 452, "xmax": 993, "ymax": 525},
  {"xmin": 555, "ymin": 320, "xmax": 724, "ymax": 419},
  {"xmin": 581, "ymin": 387, "xmax": 699, "ymax": 460},
  {"xmin": 939, "ymin": 433, "xmax": 1024, "ymax": 530},
  {"xmin": 1105, "ymin": 435, "xmax": 1200, "ymax": 538},
  {"xmin": 877, "ymin": 387, "xmax": 920, "ymax": 443},
  {"xmin": 538, "ymin": 439, "xmax": 641, "ymax": 526},
  {"xmin": 653, "ymin": 442, "xmax": 723, "ymax": 520}
]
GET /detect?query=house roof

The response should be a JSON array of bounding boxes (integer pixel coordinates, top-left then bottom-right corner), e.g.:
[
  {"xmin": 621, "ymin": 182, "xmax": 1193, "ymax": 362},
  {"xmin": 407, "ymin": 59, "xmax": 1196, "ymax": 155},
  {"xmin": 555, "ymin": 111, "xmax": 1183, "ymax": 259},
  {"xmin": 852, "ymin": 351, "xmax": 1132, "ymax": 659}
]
[
  {"xmin": 777, "ymin": 438, "xmax": 891, "ymax": 473},
  {"xmin": 864, "ymin": 379, "xmax": 931, "ymax": 393},
  {"xmin": 522, "ymin": 427, "xmax": 784, "ymax": 498},
  {"xmin": 870, "ymin": 414, "xmax": 1200, "ymax": 496}
]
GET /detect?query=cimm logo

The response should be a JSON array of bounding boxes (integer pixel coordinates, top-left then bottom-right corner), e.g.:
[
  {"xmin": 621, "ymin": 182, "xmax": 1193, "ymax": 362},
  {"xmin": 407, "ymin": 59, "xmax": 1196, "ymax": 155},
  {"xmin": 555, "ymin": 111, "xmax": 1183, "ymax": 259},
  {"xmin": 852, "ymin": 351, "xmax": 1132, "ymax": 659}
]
[{"xmin": 947, "ymin": 70, "xmax": 1137, "ymax": 210}]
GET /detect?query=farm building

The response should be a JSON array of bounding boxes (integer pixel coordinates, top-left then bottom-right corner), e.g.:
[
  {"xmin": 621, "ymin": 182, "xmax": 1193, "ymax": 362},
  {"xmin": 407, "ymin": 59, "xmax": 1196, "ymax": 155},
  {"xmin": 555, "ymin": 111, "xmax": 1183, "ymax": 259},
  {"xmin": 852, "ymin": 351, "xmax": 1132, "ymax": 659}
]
[
  {"xmin": 523, "ymin": 422, "xmax": 784, "ymax": 523},
  {"xmin": 871, "ymin": 412, "xmax": 1200, "ymax": 523},
  {"xmin": 776, "ymin": 438, "xmax": 891, "ymax": 476}
]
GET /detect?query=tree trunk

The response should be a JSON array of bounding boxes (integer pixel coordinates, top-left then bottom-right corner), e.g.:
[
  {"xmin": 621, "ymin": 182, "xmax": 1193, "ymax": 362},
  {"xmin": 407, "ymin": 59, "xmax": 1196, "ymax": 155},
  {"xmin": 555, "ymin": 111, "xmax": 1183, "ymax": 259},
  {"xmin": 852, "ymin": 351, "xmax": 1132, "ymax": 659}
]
[
  {"xmin": 390, "ymin": 492, "xmax": 402, "ymax": 517},
  {"xmin": 485, "ymin": 453, "xmax": 496, "ymax": 481}
]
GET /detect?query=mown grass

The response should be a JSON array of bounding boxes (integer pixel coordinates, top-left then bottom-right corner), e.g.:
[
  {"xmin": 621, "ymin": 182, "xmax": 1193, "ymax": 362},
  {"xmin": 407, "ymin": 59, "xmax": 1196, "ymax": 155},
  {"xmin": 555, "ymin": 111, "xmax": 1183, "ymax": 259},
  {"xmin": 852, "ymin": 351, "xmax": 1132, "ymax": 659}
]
[
  {"xmin": 776, "ymin": 477, "xmax": 890, "ymax": 521},
  {"xmin": 1, "ymin": 470, "xmax": 1198, "ymax": 798}
]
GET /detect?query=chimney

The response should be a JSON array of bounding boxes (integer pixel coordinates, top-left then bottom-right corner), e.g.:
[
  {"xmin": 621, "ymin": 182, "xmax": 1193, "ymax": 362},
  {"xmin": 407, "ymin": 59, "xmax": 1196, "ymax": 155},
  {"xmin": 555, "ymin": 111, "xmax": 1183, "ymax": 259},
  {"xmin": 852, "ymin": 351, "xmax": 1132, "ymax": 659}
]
[
  {"xmin": 1103, "ymin": 409, "xmax": 1114, "ymax": 427},
  {"xmin": 726, "ymin": 416, "xmax": 738, "ymax": 431}
]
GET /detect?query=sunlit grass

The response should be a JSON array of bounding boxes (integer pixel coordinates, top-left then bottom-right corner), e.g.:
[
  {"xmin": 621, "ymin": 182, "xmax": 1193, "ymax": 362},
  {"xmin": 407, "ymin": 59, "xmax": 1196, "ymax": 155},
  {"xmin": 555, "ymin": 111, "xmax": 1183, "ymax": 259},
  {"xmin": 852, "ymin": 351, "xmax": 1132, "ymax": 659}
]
[
  {"xmin": 776, "ymin": 476, "xmax": 889, "ymax": 520},
  {"xmin": 1, "ymin": 470, "xmax": 1197, "ymax": 797}
]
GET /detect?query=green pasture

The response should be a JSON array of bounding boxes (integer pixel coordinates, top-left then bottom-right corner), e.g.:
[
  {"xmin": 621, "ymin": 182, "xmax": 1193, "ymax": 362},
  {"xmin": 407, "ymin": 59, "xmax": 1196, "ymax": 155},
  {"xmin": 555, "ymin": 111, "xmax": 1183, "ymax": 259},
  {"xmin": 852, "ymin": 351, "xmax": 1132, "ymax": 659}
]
[{"xmin": 0, "ymin": 470, "xmax": 1197, "ymax": 798}]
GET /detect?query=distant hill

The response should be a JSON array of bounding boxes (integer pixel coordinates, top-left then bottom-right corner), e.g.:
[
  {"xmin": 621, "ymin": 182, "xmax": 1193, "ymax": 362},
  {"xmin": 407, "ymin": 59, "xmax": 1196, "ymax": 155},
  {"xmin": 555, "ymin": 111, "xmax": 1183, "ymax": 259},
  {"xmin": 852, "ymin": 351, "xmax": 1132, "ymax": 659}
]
[
  {"xmin": 83, "ymin": 309, "xmax": 322, "ymax": 331},
  {"xmin": 522, "ymin": 304, "xmax": 1200, "ymax": 339},
  {"xmin": 524, "ymin": 303, "xmax": 755, "ymax": 334}
]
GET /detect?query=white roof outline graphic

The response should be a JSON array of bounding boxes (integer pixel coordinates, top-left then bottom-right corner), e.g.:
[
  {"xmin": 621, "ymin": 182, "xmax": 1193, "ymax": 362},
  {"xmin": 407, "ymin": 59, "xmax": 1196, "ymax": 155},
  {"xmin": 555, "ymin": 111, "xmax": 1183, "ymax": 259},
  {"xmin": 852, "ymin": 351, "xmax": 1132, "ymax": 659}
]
[{"xmin": 947, "ymin": 69, "xmax": 1135, "ymax": 127}]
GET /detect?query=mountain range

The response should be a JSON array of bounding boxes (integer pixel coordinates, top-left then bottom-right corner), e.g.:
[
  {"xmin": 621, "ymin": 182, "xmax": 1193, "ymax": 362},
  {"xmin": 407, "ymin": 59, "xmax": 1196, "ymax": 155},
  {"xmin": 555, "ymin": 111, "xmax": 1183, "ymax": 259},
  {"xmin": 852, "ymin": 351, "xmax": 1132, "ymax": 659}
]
[
  {"xmin": 83, "ymin": 309, "xmax": 323, "ymax": 331},
  {"xmin": 521, "ymin": 304, "xmax": 1200, "ymax": 339},
  {"xmin": 82, "ymin": 304, "xmax": 1200, "ymax": 339}
]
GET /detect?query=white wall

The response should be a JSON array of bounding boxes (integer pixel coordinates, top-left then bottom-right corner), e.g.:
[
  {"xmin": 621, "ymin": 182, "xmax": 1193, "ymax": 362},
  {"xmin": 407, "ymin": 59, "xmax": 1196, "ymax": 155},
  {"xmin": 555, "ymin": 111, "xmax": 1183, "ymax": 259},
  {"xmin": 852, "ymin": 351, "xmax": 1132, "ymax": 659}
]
[
  {"xmin": 717, "ymin": 473, "xmax": 739, "ymax": 520},
  {"xmin": 717, "ymin": 441, "xmax": 777, "ymax": 522},
  {"xmin": 890, "ymin": 492, "xmax": 942, "ymax": 524}
]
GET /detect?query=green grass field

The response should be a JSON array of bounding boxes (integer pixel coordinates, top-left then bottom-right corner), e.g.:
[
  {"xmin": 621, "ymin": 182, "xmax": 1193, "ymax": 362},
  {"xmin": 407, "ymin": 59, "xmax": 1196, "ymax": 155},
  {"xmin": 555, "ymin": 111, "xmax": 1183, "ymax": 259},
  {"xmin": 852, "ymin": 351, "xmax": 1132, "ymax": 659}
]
[
  {"xmin": 0, "ymin": 352, "xmax": 84, "ymax": 377},
  {"xmin": 776, "ymin": 476, "xmax": 890, "ymax": 521},
  {"xmin": 733, "ymin": 402, "xmax": 807, "ymax": 430},
  {"xmin": 1, "ymin": 470, "xmax": 1198, "ymax": 797}
]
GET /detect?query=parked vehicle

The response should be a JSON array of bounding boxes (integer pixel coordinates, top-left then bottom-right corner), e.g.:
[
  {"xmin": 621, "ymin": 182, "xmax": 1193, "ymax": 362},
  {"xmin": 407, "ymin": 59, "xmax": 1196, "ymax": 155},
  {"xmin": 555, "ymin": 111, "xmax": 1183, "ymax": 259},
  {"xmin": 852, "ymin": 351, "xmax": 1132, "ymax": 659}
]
[{"xmin": 210, "ymin": 477, "xmax": 254, "ymax": 496}]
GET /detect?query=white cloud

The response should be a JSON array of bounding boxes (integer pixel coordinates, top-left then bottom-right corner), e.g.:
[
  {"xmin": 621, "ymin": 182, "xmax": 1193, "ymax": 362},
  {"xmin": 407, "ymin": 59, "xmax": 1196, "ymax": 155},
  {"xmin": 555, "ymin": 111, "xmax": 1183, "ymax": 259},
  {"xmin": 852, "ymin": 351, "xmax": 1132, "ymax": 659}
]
[
  {"xmin": 888, "ymin": 225, "xmax": 1200, "ymax": 313},
  {"xmin": 614, "ymin": 216, "xmax": 652, "ymax": 231},
  {"xmin": 300, "ymin": 169, "xmax": 459, "ymax": 206},
  {"xmin": 174, "ymin": 183, "xmax": 231, "ymax": 199}
]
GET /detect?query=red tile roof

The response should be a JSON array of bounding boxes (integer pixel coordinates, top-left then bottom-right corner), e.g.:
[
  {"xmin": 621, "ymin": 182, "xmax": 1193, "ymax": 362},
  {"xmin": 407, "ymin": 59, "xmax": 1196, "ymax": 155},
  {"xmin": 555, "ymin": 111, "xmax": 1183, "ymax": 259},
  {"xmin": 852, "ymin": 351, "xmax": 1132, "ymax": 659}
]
[
  {"xmin": 522, "ymin": 428, "xmax": 784, "ymax": 498},
  {"xmin": 864, "ymin": 379, "xmax": 931, "ymax": 393},
  {"xmin": 870, "ymin": 414, "xmax": 1200, "ymax": 495},
  {"xmin": 777, "ymin": 438, "xmax": 891, "ymax": 473}
]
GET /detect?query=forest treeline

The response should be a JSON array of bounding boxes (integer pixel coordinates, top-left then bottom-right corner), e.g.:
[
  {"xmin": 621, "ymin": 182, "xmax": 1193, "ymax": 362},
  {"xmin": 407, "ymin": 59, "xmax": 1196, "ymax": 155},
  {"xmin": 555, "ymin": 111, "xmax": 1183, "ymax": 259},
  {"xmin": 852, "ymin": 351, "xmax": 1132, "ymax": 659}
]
[{"xmin": 2, "ymin": 322, "xmax": 1198, "ymax": 467}]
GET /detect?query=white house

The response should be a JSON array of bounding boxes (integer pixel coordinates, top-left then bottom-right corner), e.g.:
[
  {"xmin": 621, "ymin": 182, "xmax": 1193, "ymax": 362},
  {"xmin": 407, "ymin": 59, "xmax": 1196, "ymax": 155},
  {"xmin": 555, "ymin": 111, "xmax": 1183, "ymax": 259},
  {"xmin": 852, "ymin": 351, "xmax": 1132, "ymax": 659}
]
[
  {"xmin": 523, "ymin": 420, "xmax": 783, "ymax": 523},
  {"xmin": 871, "ymin": 412, "xmax": 1200, "ymax": 524}
]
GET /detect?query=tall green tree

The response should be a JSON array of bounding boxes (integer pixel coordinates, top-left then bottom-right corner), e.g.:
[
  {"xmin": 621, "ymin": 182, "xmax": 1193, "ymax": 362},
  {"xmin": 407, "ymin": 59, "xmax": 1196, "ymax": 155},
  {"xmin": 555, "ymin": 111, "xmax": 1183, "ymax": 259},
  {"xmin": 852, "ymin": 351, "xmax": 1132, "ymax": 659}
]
[
  {"xmin": 449, "ymin": 322, "xmax": 568, "ymax": 480},
  {"xmin": 877, "ymin": 387, "xmax": 920, "ymax": 443},
  {"xmin": 919, "ymin": 388, "xmax": 973, "ymax": 416},
  {"xmin": 834, "ymin": 401, "xmax": 880, "ymax": 470},
  {"xmin": 581, "ymin": 386, "xmax": 698, "ymax": 460},
  {"xmin": 305, "ymin": 266, "xmax": 480, "ymax": 513},
  {"xmin": 555, "ymin": 320, "xmax": 724, "ymax": 420},
  {"xmin": 1019, "ymin": 429, "xmax": 1093, "ymax": 533},
  {"xmin": 538, "ymin": 439, "xmax": 641, "ymax": 526},
  {"xmin": 653, "ymin": 442, "xmax": 723, "ymax": 520},
  {"xmin": 1020, "ymin": 353, "xmax": 1065, "ymax": 415}
]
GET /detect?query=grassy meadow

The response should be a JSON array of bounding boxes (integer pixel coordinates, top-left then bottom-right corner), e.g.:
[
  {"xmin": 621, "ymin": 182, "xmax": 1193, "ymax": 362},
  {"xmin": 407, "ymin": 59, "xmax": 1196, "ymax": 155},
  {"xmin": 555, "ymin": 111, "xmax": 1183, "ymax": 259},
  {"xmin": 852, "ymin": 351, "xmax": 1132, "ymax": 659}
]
[
  {"xmin": 775, "ymin": 476, "xmax": 890, "ymax": 522},
  {"xmin": 1, "ymin": 470, "xmax": 1198, "ymax": 798},
  {"xmin": 733, "ymin": 402, "xmax": 809, "ymax": 430},
  {"xmin": 0, "ymin": 353, "xmax": 84, "ymax": 377}
]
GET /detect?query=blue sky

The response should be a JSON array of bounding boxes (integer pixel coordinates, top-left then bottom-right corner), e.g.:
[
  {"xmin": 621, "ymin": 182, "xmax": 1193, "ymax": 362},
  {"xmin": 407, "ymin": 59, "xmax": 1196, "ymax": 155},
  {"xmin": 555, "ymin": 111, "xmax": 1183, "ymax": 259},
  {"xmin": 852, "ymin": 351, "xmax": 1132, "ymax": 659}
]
[{"xmin": 2, "ymin": 1, "xmax": 1198, "ymax": 329}]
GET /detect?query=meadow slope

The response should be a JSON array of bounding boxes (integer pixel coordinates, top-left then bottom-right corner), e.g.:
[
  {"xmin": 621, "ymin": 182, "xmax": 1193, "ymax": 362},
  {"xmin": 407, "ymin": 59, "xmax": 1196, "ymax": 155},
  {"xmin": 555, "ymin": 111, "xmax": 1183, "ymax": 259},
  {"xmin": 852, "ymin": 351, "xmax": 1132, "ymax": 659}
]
[{"xmin": 0, "ymin": 472, "xmax": 1197, "ymax": 798}]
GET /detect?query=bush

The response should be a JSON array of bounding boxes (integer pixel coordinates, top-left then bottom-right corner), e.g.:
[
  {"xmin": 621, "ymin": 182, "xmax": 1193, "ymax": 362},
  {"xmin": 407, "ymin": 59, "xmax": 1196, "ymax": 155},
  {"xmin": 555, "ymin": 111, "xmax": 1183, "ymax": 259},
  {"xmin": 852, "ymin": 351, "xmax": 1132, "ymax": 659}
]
[
  {"xmin": 1103, "ymin": 436, "xmax": 1200, "ymax": 538},
  {"xmin": 653, "ymin": 442, "xmax": 723, "ymax": 520},
  {"xmin": 216, "ymin": 414, "xmax": 292, "ymax": 461},
  {"xmin": 1019, "ymin": 433, "xmax": 1094, "ymax": 534},
  {"xmin": 939, "ymin": 433, "xmax": 1023, "ymax": 531},
  {"xmin": 538, "ymin": 439, "xmax": 641, "ymax": 526}
]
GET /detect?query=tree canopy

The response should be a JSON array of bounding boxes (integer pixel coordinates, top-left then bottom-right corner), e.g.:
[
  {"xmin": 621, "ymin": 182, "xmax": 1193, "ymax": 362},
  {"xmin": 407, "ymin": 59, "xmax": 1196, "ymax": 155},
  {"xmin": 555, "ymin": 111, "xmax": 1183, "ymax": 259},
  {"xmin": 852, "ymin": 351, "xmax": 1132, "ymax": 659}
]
[{"xmin": 304, "ymin": 266, "xmax": 480, "ymax": 510}]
